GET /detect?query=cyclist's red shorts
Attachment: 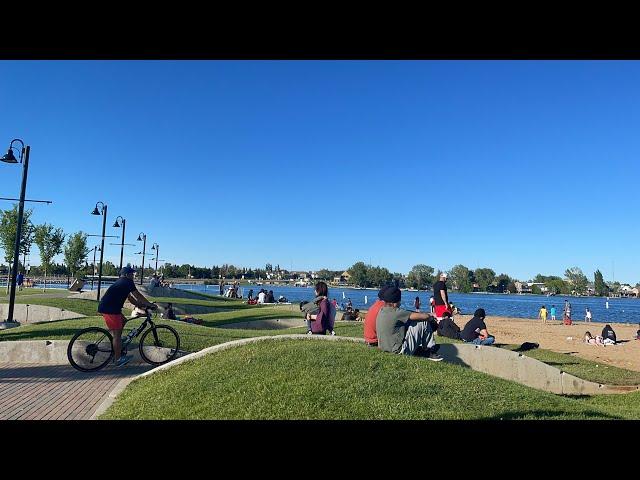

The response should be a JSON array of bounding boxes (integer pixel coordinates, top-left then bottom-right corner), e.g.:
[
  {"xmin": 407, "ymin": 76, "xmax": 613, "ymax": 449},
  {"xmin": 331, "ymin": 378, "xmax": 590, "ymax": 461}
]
[
  {"xmin": 102, "ymin": 313, "xmax": 126, "ymax": 330},
  {"xmin": 434, "ymin": 304, "xmax": 451, "ymax": 318}
]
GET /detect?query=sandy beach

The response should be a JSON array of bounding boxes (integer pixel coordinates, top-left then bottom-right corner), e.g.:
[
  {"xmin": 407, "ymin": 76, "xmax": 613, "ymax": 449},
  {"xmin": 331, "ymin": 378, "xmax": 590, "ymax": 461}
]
[{"xmin": 451, "ymin": 314, "xmax": 640, "ymax": 372}]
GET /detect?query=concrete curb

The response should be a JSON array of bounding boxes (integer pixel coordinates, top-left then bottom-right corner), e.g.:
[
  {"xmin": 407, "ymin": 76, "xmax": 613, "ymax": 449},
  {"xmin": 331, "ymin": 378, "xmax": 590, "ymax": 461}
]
[{"xmin": 0, "ymin": 304, "xmax": 84, "ymax": 323}]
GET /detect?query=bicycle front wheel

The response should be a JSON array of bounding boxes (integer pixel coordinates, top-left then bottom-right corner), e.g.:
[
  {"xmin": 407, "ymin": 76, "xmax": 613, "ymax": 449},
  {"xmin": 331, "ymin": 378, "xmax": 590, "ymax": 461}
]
[
  {"xmin": 139, "ymin": 324, "xmax": 180, "ymax": 365},
  {"xmin": 67, "ymin": 327, "xmax": 114, "ymax": 372}
]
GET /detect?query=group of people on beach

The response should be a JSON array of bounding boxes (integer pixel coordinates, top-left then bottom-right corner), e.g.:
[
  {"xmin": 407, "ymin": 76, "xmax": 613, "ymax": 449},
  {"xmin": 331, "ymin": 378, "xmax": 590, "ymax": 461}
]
[
  {"xmin": 247, "ymin": 288, "xmax": 288, "ymax": 305},
  {"xmin": 539, "ymin": 302, "xmax": 595, "ymax": 325}
]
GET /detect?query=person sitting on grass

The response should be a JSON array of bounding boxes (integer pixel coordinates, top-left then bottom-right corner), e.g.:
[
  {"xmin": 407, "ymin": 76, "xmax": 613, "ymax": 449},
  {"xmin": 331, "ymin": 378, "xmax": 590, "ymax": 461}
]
[
  {"xmin": 436, "ymin": 310, "xmax": 462, "ymax": 340},
  {"xmin": 165, "ymin": 302, "xmax": 177, "ymax": 320},
  {"xmin": 304, "ymin": 281, "xmax": 336, "ymax": 335},
  {"xmin": 363, "ymin": 285, "xmax": 391, "ymax": 347},
  {"xmin": 375, "ymin": 286, "xmax": 442, "ymax": 361},
  {"xmin": 584, "ymin": 331, "xmax": 605, "ymax": 346},
  {"xmin": 460, "ymin": 308, "xmax": 495, "ymax": 346},
  {"xmin": 97, "ymin": 265, "xmax": 157, "ymax": 367}
]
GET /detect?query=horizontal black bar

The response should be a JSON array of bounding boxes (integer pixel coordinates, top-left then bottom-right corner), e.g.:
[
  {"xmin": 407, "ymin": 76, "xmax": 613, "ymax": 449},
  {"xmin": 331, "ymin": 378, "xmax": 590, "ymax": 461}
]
[
  {"xmin": 87, "ymin": 234, "xmax": 119, "ymax": 238},
  {"xmin": 0, "ymin": 197, "xmax": 53, "ymax": 204}
]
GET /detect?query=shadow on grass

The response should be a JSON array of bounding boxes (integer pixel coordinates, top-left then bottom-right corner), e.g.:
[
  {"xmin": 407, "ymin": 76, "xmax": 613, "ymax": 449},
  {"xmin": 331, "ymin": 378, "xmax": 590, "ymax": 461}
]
[{"xmin": 483, "ymin": 409, "xmax": 622, "ymax": 420}]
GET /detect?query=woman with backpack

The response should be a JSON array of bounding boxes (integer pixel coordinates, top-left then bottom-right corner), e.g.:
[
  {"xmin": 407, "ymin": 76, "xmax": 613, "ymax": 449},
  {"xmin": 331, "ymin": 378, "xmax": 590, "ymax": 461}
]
[{"xmin": 305, "ymin": 281, "xmax": 336, "ymax": 335}]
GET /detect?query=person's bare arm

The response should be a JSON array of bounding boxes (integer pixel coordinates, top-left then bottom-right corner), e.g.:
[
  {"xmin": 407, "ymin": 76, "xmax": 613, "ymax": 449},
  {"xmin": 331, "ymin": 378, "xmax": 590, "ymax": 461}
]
[
  {"xmin": 409, "ymin": 312, "xmax": 433, "ymax": 322},
  {"xmin": 440, "ymin": 290, "xmax": 448, "ymax": 306},
  {"xmin": 127, "ymin": 290, "xmax": 156, "ymax": 309},
  {"xmin": 479, "ymin": 328, "xmax": 490, "ymax": 339}
]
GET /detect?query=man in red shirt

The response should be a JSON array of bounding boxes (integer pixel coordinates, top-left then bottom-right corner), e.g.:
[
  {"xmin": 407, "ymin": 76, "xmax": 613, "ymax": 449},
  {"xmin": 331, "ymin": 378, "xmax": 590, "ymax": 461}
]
[{"xmin": 364, "ymin": 285, "xmax": 391, "ymax": 346}]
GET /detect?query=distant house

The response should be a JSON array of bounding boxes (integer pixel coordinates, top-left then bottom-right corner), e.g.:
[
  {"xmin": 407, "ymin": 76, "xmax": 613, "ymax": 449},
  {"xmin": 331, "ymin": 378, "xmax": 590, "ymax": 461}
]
[
  {"xmin": 333, "ymin": 271, "xmax": 351, "ymax": 285},
  {"xmin": 620, "ymin": 284, "xmax": 638, "ymax": 298},
  {"xmin": 515, "ymin": 281, "xmax": 532, "ymax": 294}
]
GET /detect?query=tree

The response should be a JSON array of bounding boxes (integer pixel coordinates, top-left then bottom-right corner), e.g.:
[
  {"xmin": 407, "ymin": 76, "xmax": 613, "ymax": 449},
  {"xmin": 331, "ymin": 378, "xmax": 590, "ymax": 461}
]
[
  {"xmin": 368, "ymin": 266, "xmax": 393, "ymax": 287},
  {"xmin": 0, "ymin": 205, "xmax": 35, "ymax": 290},
  {"xmin": 565, "ymin": 266, "xmax": 588, "ymax": 295},
  {"xmin": 449, "ymin": 264, "xmax": 472, "ymax": 293},
  {"xmin": 594, "ymin": 270, "xmax": 608, "ymax": 296},
  {"xmin": 406, "ymin": 264, "xmax": 435, "ymax": 290},
  {"xmin": 64, "ymin": 232, "xmax": 89, "ymax": 280},
  {"xmin": 34, "ymin": 224, "xmax": 66, "ymax": 291},
  {"xmin": 348, "ymin": 261, "xmax": 370, "ymax": 287},
  {"xmin": 507, "ymin": 281, "xmax": 517, "ymax": 294},
  {"xmin": 474, "ymin": 268, "xmax": 496, "ymax": 291}
]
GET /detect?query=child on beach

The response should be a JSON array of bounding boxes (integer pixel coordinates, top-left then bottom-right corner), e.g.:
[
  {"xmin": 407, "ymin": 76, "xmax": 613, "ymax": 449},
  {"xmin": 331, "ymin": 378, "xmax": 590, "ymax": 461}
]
[
  {"xmin": 550, "ymin": 305, "xmax": 556, "ymax": 321},
  {"xmin": 538, "ymin": 305, "xmax": 547, "ymax": 324}
]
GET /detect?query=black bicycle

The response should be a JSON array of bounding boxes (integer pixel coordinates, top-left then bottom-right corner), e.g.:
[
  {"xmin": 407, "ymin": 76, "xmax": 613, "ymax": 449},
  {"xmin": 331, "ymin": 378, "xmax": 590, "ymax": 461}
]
[{"xmin": 67, "ymin": 307, "xmax": 181, "ymax": 372}]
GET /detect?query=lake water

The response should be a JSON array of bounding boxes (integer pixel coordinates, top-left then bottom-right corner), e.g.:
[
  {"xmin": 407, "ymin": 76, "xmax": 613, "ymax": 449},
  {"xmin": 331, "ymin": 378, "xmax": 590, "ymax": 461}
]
[{"xmin": 175, "ymin": 283, "xmax": 640, "ymax": 325}]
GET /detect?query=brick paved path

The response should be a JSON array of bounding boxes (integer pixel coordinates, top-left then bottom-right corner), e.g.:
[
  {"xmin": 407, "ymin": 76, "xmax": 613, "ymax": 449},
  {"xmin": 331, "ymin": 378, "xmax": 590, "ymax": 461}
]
[{"xmin": 0, "ymin": 363, "xmax": 151, "ymax": 420}]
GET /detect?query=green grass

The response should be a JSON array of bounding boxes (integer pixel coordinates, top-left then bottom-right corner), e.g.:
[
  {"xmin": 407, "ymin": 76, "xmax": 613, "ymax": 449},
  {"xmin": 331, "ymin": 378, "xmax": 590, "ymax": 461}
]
[
  {"xmin": 100, "ymin": 339, "xmax": 640, "ymax": 420},
  {"xmin": 196, "ymin": 306, "xmax": 302, "ymax": 326},
  {"xmin": 0, "ymin": 288, "xmax": 69, "ymax": 296},
  {"xmin": 148, "ymin": 296, "xmax": 251, "ymax": 309}
]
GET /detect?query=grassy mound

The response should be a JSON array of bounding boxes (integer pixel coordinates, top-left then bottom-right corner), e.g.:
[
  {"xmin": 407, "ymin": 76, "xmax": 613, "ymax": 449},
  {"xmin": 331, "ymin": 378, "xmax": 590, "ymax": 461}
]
[{"xmin": 101, "ymin": 339, "xmax": 640, "ymax": 420}]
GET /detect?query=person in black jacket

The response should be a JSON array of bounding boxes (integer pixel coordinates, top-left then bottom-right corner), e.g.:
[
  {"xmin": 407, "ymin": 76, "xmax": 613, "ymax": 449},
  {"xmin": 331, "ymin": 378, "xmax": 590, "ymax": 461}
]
[
  {"xmin": 436, "ymin": 311, "xmax": 462, "ymax": 340},
  {"xmin": 601, "ymin": 324, "xmax": 616, "ymax": 345}
]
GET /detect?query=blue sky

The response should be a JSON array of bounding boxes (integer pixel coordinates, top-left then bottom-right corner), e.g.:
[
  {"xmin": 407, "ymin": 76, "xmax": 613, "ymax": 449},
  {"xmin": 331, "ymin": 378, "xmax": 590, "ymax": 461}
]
[{"xmin": 1, "ymin": 60, "xmax": 639, "ymax": 283}]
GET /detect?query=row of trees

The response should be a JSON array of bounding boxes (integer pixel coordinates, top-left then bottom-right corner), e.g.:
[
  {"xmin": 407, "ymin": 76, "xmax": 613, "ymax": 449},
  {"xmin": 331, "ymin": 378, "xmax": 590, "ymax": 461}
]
[{"xmin": 0, "ymin": 205, "xmax": 90, "ymax": 288}]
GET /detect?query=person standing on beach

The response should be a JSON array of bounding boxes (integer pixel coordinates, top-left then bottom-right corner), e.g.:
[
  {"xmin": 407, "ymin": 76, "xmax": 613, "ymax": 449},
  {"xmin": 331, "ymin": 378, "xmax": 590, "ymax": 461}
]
[
  {"xmin": 585, "ymin": 307, "xmax": 592, "ymax": 323},
  {"xmin": 550, "ymin": 305, "xmax": 557, "ymax": 321},
  {"xmin": 429, "ymin": 296, "xmax": 435, "ymax": 314},
  {"xmin": 538, "ymin": 305, "xmax": 547, "ymax": 324},
  {"xmin": 433, "ymin": 273, "xmax": 450, "ymax": 319},
  {"xmin": 219, "ymin": 279, "xmax": 224, "ymax": 296},
  {"xmin": 414, "ymin": 296, "xmax": 421, "ymax": 312}
]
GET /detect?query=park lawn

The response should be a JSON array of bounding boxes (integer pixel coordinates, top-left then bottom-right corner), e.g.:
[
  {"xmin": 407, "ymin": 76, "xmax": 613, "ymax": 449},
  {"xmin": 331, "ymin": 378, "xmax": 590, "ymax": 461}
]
[
  {"xmin": 148, "ymin": 296, "xmax": 251, "ymax": 309},
  {"xmin": 196, "ymin": 306, "xmax": 302, "ymax": 326},
  {"xmin": 100, "ymin": 339, "xmax": 640, "ymax": 420},
  {"xmin": 1, "ymin": 288, "xmax": 69, "ymax": 297}
]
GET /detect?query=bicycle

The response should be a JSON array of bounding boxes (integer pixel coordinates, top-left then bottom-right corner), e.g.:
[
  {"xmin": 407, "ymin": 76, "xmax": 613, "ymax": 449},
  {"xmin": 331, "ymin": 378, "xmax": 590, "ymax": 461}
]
[{"xmin": 67, "ymin": 307, "xmax": 181, "ymax": 372}]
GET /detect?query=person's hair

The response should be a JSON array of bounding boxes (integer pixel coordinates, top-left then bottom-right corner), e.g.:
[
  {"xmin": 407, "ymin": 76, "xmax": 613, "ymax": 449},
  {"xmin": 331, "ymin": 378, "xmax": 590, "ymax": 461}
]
[
  {"xmin": 442, "ymin": 311, "xmax": 452, "ymax": 318},
  {"xmin": 585, "ymin": 331, "xmax": 592, "ymax": 339},
  {"xmin": 168, "ymin": 303, "xmax": 172, "ymax": 307},
  {"xmin": 315, "ymin": 281, "xmax": 328, "ymax": 297}
]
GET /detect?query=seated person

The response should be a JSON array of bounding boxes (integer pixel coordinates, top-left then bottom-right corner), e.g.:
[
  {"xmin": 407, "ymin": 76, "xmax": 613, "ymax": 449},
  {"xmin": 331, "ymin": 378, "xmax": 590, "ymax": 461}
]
[
  {"xmin": 436, "ymin": 310, "xmax": 462, "ymax": 340},
  {"xmin": 363, "ymin": 285, "xmax": 391, "ymax": 347},
  {"xmin": 601, "ymin": 324, "xmax": 617, "ymax": 345},
  {"xmin": 265, "ymin": 290, "xmax": 276, "ymax": 303},
  {"xmin": 584, "ymin": 331, "xmax": 605, "ymax": 346},
  {"xmin": 165, "ymin": 302, "xmax": 177, "ymax": 320},
  {"xmin": 376, "ymin": 286, "xmax": 442, "ymax": 361},
  {"xmin": 460, "ymin": 308, "xmax": 495, "ymax": 346},
  {"xmin": 344, "ymin": 308, "xmax": 360, "ymax": 321},
  {"xmin": 277, "ymin": 295, "xmax": 289, "ymax": 303},
  {"xmin": 634, "ymin": 323, "xmax": 640, "ymax": 340}
]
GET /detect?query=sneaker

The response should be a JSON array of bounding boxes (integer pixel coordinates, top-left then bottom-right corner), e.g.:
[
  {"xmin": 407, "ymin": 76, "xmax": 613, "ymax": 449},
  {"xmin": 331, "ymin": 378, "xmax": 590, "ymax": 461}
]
[
  {"xmin": 115, "ymin": 355, "xmax": 133, "ymax": 367},
  {"xmin": 426, "ymin": 353, "xmax": 443, "ymax": 362},
  {"xmin": 307, "ymin": 330, "xmax": 313, "ymax": 335},
  {"xmin": 331, "ymin": 330, "xmax": 336, "ymax": 336}
]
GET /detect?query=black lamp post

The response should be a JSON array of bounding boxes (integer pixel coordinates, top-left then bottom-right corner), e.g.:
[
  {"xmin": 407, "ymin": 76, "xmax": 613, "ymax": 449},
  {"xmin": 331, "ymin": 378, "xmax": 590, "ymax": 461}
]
[
  {"xmin": 137, "ymin": 232, "xmax": 146, "ymax": 285},
  {"xmin": 91, "ymin": 245, "xmax": 101, "ymax": 290},
  {"xmin": 113, "ymin": 216, "xmax": 126, "ymax": 273},
  {"xmin": 91, "ymin": 202, "xmax": 108, "ymax": 302},
  {"xmin": 1, "ymin": 138, "xmax": 30, "ymax": 325},
  {"xmin": 151, "ymin": 243, "xmax": 159, "ymax": 273}
]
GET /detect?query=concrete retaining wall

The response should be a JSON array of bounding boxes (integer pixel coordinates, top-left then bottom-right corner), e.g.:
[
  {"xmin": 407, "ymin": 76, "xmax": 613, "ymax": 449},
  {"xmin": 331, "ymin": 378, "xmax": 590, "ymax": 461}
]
[
  {"xmin": 438, "ymin": 343, "xmax": 640, "ymax": 395},
  {"xmin": 218, "ymin": 318, "xmax": 305, "ymax": 330},
  {"xmin": 0, "ymin": 304, "xmax": 84, "ymax": 323}
]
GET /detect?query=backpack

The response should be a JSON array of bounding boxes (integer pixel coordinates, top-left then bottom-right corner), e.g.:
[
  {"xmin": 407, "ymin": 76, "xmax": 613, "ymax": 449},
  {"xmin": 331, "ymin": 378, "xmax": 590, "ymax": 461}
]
[
  {"xmin": 601, "ymin": 325, "xmax": 616, "ymax": 343},
  {"xmin": 437, "ymin": 317, "xmax": 461, "ymax": 340}
]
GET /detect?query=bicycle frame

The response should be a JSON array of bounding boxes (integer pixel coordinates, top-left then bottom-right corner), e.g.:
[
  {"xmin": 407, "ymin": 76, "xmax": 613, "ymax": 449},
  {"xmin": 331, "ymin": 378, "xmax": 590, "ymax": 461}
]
[{"xmin": 121, "ymin": 311, "xmax": 157, "ymax": 350}]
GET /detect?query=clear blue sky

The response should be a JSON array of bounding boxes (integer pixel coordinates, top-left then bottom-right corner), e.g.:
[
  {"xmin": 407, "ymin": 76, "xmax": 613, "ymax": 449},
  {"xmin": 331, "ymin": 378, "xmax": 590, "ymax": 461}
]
[{"xmin": 1, "ymin": 60, "xmax": 639, "ymax": 283}]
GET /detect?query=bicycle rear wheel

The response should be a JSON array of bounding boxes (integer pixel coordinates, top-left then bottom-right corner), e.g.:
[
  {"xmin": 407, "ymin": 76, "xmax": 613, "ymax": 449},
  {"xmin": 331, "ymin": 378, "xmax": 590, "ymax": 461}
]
[
  {"xmin": 139, "ymin": 324, "xmax": 180, "ymax": 365},
  {"xmin": 67, "ymin": 327, "xmax": 114, "ymax": 372}
]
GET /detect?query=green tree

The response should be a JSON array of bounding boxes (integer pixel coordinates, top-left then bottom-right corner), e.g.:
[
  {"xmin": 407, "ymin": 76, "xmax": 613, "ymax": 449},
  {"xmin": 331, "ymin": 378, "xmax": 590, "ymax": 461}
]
[
  {"xmin": 368, "ymin": 266, "xmax": 393, "ymax": 287},
  {"xmin": 507, "ymin": 281, "xmax": 517, "ymax": 294},
  {"xmin": 474, "ymin": 268, "xmax": 496, "ymax": 291},
  {"xmin": 494, "ymin": 274, "xmax": 511, "ymax": 293},
  {"xmin": 546, "ymin": 278, "xmax": 570, "ymax": 295},
  {"xmin": 348, "ymin": 261, "xmax": 370, "ymax": 287},
  {"xmin": 594, "ymin": 270, "xmax": 608, "ymax": 296},
  {"xmin": 406, "ymin": 264, "xmax": 435, "ymax": 290},
  {"xmin": 449, "ymin": 264, "xmax": 472, "ymax": 293},
  {"xmin": 0, "ymin": 205, "xmax": 35, "ymax": 290},
  {"xmin": 34, "ymin": 223, "xmax": 66, "ymax": 290},
  {"xmin": 531, "ymin": 284, "xmax": 542, "ymax": 295},
  {"xmin": 565, "ymin": 266, "xmax": 588, "ymax": 295},
  {"xmin": 101, "ymin": 261, "xmax": 119, "ymax": 277},
  {"xmin": 64, "ymin": 231, "xmax": 89, "ymax": 280}
]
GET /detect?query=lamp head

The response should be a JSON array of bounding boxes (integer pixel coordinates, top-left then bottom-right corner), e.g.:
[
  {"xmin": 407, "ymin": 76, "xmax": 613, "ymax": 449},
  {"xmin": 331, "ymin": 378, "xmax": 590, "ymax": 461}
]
[
  {"xmin": 1, "ymin": 149, "xmax": 18, "ymax": 164},
  {"xmin": 113, "ymin": 219, "xmax": 121, "ymax": 228},
  {"xmin": 91, "ymin": 207, "xmax": 101, "ymax": 215}
]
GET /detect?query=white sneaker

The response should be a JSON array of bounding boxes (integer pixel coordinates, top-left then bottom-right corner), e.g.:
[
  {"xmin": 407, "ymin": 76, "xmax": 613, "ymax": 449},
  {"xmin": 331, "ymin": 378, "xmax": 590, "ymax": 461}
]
[
  {"xmin": 307, "ymin": 330, "xmax": 312, "ymax": 335},
  {"xmin": 331, "ymin": 330, "xmax": 336, "ymax": 336}
]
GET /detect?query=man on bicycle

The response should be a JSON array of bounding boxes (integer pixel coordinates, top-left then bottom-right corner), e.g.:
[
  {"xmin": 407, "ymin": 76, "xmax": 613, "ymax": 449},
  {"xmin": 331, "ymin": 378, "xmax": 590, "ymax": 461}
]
[{"xmin": 98, "ymin": 265, "xmax": 157, "ymax": 367}]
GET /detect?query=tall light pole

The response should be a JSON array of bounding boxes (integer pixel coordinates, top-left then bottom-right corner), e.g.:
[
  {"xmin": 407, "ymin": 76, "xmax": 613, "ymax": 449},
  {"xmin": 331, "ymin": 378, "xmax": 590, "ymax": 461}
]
[
  {"xmin": 136, "ymin": 233, "xmax": 147, "ymax": 285},
  {"xmin": 1, "ymin": 139, "xmax": 30, "ymax": 325},
  {"xmin": 91, "ymin": 245, "xmax": 101, "ymax": 290},
  {"xmin": 112, "ymin": 216, "xmax": 126, "ymax": 272},
  {"xmin": 91, "ymin": 202, "xmax": 108, "ymax": 302},
  {"xmin": 151, "ymin": 243, "xmax": 159, "ymax": 273}
]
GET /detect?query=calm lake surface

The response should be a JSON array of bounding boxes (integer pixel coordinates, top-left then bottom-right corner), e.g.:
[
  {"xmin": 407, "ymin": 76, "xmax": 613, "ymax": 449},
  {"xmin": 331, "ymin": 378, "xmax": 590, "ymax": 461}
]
[{"xmin": 175, "ymin": 283, "xmax": 640, "ymax": 325}]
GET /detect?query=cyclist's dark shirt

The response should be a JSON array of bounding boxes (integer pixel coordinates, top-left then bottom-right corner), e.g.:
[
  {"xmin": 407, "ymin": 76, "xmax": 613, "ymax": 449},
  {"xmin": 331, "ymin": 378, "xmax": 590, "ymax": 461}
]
[
  {"xmin": 433, "ymin": 280, "xmax": 448, "ymax": 305},
  {"xmin": 98, "ymin": 277, "xmax": 137, "ymax": 314}
]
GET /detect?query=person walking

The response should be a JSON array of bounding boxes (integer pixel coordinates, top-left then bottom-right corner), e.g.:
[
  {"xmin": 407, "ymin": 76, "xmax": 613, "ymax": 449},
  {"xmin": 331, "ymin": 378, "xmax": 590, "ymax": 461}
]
[
  {"xmin": 538, "ymin": 305, "xmax": 548, "ymax": 324},
  {"xmin": 550, "ymin": 305, "xmax": 557, "ymax": 321},
  {"xmin": 585, "ymin": 307, "xmax": 592, "ymax": 323}
]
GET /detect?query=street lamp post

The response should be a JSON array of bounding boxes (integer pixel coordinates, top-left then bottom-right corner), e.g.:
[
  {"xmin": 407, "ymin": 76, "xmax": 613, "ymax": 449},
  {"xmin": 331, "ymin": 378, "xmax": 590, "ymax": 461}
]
[
  {"xmin": 137, "ymin": 233, "xmax": 146, "ymax": 285},
  {"xmin": 1, "ymin": 139, "xmax": 30, "ymax": 325},
  {"xmin": 91, "ymin": 245, "xmax": 101, "ymax": 290},
  {"xmin": 113, "ymin": 216, "xmax": 126, "ymax": 272},
  {"xmin": 151, "ymin": 243, "xmax": 159, "ymax": 273},
  {"xmin": 91, "ymin": 202, "xmax": 108, "ymax": 302}
]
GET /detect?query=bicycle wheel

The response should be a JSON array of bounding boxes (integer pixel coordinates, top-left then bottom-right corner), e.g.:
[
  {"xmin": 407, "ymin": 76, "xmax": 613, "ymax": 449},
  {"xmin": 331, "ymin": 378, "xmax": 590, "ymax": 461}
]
[
  {"xmin": 139, "ymin": 324, "xmax": 180, "ymax": 365},
  {"xmin": 67, "ymin": 327, "xmax": 114, "ymax": 372}
]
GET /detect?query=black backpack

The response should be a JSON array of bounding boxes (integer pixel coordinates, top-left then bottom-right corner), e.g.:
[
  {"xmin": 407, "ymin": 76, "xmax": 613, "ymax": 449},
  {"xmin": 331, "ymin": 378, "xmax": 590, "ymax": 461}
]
[{"xmin": 602, "ymin": 325, "xmax": 616, "ymax": 342}]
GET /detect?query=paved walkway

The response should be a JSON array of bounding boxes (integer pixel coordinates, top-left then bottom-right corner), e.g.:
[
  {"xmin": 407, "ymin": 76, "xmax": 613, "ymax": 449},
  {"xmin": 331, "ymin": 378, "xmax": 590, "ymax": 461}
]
[{"xmin": 0, "ymin": 362, "xmax": 151, "ymax": 420}]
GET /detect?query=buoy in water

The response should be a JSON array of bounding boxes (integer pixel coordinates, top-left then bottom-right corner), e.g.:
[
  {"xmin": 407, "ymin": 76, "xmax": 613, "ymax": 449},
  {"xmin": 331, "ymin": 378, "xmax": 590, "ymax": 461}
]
[{"xmin": 364, "ymin": 295, "xmax": 368, "ymax": 304}]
